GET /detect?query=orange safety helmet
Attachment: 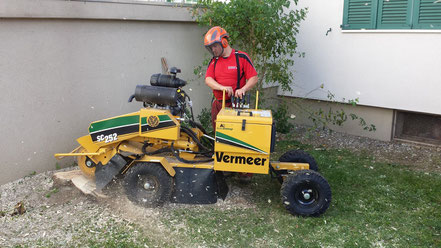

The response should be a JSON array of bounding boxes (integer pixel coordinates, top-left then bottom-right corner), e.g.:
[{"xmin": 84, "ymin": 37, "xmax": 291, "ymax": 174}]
[{"xmin": 204, "ymin": 26, "xmax": 229, "ymax": 56}]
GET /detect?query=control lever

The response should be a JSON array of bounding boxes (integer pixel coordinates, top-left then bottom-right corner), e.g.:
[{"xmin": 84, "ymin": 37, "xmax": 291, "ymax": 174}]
[
  {"xmin": 241, "ymin": 92, "xmax": 251, "ymax": 109},
  {"xmin": 232, "ymin": 92, "xmax": 252, "ymax": 109},
  {"xmin": 231, "ymin": 95, "xmax": 241, "ymax": 109}
]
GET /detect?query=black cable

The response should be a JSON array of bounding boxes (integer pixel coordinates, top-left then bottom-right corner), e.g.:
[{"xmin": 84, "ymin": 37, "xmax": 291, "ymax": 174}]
[
  {"xmin": 180, "ymin": 126, "xmax": 212, "ymax": 153},
  {"xmin": 142, "ymin": 143, "xmax": 171, "ymax": 155},
  {"xmin": 171, "ymin": 142, "xmax": 213, "ymax": 164},
  {"xmin": 189, "ymin": 120, "xmax": 208, "ymax": 135},
  {"xmin": 190, "ymin": 106, "xmax": 195, "ymax": 122},
  {"xmin": 185, "ymin": 122, "xmax": 215, "ymax": 151}
]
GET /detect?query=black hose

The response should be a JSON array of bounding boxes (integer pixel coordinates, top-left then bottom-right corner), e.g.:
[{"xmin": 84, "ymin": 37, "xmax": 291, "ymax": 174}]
[
  {"xmin": 187, "ymin": 120, "xmax": 214, "ymax": 147},
  {"xmin": 171, "ymin": 142, "xmax": 213, "ymax": 164},
  {"xmin": 142, "ymin": 143, "xmax": 171, "ymax": 155},
  {"xmin": 190, "ymin": 106, "xmax": 195, "ymax": 122},
  {"xmin": 180, "ymin": 126, "xmax": 212, "ymax": 153},
  {"xmin": 189, "ymin": 120, "xmax": 208, "ymax": 135}
]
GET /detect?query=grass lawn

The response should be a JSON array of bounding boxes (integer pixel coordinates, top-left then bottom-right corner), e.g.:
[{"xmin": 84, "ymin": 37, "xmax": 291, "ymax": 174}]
[{"xmin": 159, "ymin": 140, "xmax": 441, "ymax": 247}]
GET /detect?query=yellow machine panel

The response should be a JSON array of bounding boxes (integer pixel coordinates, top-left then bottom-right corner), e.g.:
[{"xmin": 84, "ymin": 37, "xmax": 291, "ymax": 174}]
[
  {"xmin": 214, "ymin": 108, "xmax": 273, "ymax": 174},
  {"xmin": 139, "ymin": 108, "xmax": 179, "ymax": 140},
  {"xmin": 88, "ymin": 112, "xmax": 140, "ymax": 146}
]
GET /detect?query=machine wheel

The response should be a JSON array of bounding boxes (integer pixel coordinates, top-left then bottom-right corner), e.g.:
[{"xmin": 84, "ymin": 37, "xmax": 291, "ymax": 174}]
[
  {"xmin": 77, "ymin": 148, "xmax": 96, "ymax": 178},
  {"xmin": 279, "ymin": 149, "xmax": 319, "ymax": 171},
  {"xmin": 281, "ymin": 170, "xmax": 331, "ymax": 217},
  {"xmin": 124, "ymin": 163, "xmax": 172, "ymax": 207}
]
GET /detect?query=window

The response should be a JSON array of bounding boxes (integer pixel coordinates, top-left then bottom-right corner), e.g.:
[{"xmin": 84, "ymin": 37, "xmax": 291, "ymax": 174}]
[
  {"xmin": 394, "ymin": 110, "xmax": 441, "ymax": 145},
  {"xmin": 342, "ymin": 0, "xmax": 441, "ymax": 30}
]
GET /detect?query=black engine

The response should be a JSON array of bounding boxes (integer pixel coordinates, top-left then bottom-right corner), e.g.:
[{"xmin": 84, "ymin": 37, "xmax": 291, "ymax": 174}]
[{"xmin": 128, "ymin": 67, "xmax": 190, "ymax": 117}]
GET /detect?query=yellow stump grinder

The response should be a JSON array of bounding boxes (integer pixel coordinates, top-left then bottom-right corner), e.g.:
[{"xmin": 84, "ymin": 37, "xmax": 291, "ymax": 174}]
[{"xmin": 55, "ymin": 68, "xmax": 331, "ymax": 217}]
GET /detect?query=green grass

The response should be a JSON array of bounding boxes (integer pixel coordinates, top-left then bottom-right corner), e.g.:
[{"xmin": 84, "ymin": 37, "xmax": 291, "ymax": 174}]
[
  {"xmin": 161, "ymin": 140, "xmax": 441, "ymax": 247},
  {"xmin": 45, "ymin": 187, "xmax": 59, "ymax": 198}
]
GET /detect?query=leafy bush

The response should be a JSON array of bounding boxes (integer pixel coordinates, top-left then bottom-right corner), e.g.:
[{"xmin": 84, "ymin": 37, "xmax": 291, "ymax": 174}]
[
  {"xmin": 197, "ymin": 107, "xmax": 214, "ymax": 135},
  {"xmin": 272, "ymin": 103, "xmax": 294, "ymax": 134}
]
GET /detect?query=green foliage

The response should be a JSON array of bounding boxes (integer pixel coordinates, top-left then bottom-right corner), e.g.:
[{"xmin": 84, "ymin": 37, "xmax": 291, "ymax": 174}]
[
  {"xmin": 349, "ymin": 113, "xmax": 377, "ymax": 132},
  {"xmin": 307, "ymin": 91, "xmax": 376, "ymax": 132},
  {"xmin": 24, "ymin": 171, "xmax": 37, "ymax": 179},
  {"xmin": 285, "ymin": 86, "xmax": 376, "ymax": 132},
  {"xmin": 272, "ymin": 103, "xmax": 294, "ymax": 134},
  {"xmin": 45, "ymin": 188, "xmax": 59, "ymax": 198},
  {"xmin": 197, "ymin": 107, "xmax": 213, "ymax": 135},
  {"xmin": 191, "ymin": 0, "xmax": 307, "ymax": 92}
]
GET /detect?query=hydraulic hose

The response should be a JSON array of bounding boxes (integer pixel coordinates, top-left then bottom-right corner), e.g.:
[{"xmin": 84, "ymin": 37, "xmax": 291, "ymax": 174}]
[
  {"xmin": 180, "ymin": 126, "xmax": 212, "ymax": 154},
  {"xmin": 142, "ymin": 143, "xmax": 171, "ymax": 155},
  {"xmin": 189, "ymin": 120, "xmax": 208, "ymax": 135},
  {"xmin": 171, "ymin": 142, "xmax": 213, "ymax": 164},
  {"xmin": 188, "ymin": 120, "xmax": 214, "ymax": 147}
]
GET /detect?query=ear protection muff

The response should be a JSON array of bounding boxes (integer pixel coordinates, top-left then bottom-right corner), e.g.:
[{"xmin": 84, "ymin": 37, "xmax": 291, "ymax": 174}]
[{"xmin": 221, "ymin": 37, "xmax": 228, "ymax": 48}]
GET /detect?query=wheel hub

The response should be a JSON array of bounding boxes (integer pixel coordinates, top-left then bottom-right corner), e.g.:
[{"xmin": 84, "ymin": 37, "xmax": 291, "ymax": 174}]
[
  {"xmin": 302, "ymin": 190, "xmax": 311, "ymax": 200},
  {"xmin": 86, "ymin": 160, "xmax": 93, "ymax": 167},
  {"xmin": 144, "ymin": 182, "xmax": 154, "ymax": 190},
  {"xmin": 138, "ymin": 175, "xmax": 157, "ymax": 191},
  {"xmin": 296, "ymin": 187, "xmax": 317, "ymax": 205}
]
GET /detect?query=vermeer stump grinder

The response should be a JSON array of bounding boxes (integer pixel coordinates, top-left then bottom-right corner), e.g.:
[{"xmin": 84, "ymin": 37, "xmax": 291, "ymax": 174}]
[{"xmin": 55, "ymin": 68, "xmax": 331, "ymax": 217}]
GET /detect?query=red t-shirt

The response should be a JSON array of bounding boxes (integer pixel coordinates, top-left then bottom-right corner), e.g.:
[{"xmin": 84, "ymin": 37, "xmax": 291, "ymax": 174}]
[{"xmin": 205, "ymin": 49, "xmax": 257, "ymax": 100}]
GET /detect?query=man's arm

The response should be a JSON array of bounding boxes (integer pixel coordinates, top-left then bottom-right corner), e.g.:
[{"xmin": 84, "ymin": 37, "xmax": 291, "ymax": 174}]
[
  {"xmin": 234, "ymin": 75, "xmax": 258, "ymax": 98},
  {"xmin": 205, "ymin": 77, "xmax": 234, "ymax": 97}
]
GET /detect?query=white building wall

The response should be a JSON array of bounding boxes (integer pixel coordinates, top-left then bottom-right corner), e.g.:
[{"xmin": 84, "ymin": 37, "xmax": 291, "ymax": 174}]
[{"xmin": 283, "ymin": 0, "xmax": 441, "ymax": 116}]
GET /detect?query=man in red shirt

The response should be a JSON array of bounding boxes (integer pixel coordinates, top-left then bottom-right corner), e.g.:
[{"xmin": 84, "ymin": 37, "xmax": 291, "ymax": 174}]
[
  {"xmin": 204, "ymin": 26, "xmax": 258, "ymax": 130},
  {"xmin": 204, "ymin": 26, "xmax": 258, "ymax": 182}
]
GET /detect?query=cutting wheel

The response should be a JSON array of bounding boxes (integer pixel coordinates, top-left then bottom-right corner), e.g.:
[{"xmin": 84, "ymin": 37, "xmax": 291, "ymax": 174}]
[{"xmin": 77, "ymin": 148, "xmax": 96, "ymax": 178}]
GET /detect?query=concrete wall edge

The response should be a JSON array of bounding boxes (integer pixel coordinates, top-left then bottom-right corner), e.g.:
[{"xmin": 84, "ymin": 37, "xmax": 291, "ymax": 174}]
[{"xmin": 0, "ymin": 0, "xmax": 196, "ymax": 22}]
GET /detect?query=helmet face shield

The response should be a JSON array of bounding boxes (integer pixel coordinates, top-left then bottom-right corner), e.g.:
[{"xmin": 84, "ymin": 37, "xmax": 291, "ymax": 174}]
[{"xmin": 205, "ymin": 42, "xmax": 224, "ymax": 57}]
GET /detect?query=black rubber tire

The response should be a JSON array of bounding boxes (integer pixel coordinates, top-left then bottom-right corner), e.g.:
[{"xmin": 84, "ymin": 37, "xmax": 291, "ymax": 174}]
[
  {"xmin": 281, "ymin": 170, "xmax": 331, "ymax": 217},
  {"xmin": 279, "ymin": 149, "xmax": 319, "ymax": 171},
  {"xmin": 123, "ymin": 163, "xmax": 172, "ymax": 207}
]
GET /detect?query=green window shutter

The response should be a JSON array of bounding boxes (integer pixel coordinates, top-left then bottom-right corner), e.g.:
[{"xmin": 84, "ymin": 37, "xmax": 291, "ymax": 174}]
[
  {"xmin": 377, "ymin": 0, "xmax": 412, "ymax": 29},
  {"xmin": 413, "ymin": 0, "xmax": 441, "ymax": 29},
  {"xmin": 342, "ymin": 0, "xmax": 378, "ymax": 30}
]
